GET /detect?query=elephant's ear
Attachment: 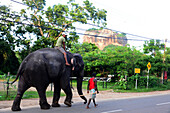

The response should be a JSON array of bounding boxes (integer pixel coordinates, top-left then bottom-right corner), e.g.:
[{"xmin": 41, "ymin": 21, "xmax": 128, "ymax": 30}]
[
  {"xmin": 73, "ymin": 53, "xmax": 83, "ymax": 60},
  {"xmin": 71, "ymin": 57, "xmax": 76, "ymax": 68},
  {"xmin": 73, "ymin": 53, "xmax": 84, "ymax": 69}
]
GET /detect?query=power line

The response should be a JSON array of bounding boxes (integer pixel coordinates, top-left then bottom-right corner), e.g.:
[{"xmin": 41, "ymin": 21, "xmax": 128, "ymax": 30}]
[
  {"xmin": 0, "ymin": 10, "xmax": 51, "ymax": 25},
  {"xmin": 0, "ymin": 10, "xmax": 62, "ymax": 29},
  {"xmin": 0, "ymin": 18, "xmax": 62, "ymax": 32},
  {"xmin": 0, "ymin": 9, "xmax": 145, "ymax": 41},
  {"xmin": 1, "ymin": 10, "xmax": 167, "ymax": 43},
  {"xmin": 3, "ymin": 0, "xmax": 170, "ymax": 44},
  {"xmin": 10, "ymin": 0, "xmax": 162, "ymax": 41},
  {"xmin": 0, "ymin": 17, "xmax": 152, "ymax": 42},
  {"xmin": 1, "ymin": 17, "xmax": 169, "ymax": 45},
  {"xmin": 1, "ymin": 15, "xmax": 168, "ymax": 44},
  {"xmin": 0, "ymin": 10, "xmax": 91, "ymax": 33}
]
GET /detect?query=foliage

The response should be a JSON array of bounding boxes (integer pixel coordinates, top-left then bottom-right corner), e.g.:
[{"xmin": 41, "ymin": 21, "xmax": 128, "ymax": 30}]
[
  {"xmin": 87, "ymin": 28, "xmax": 104, "ymax": 31},
  {"xmin": 117, "ymin": 33, "xmax": 126, "ymax": 37},
  {"xmin": 166, "ymin": 47, "xmax": 170, "ymax": 77},
  {"xmin": 0, "ymin": 6, "xmax": 20, "ymax": 74},
  {"xmin": 70, "ymin": 42, "xmax": 99, "ymax": 54},
  {"xmin": 70, "ymin": 41, "xmax": 169, "ymax": 79},
  {"xmin": 116, "ymin": 33, "xmax": 127, "ymax": 45},
  {"xmin": 142, "ymin": 39, "xmax": 168, "ymax": 77},
  {"xmin": 1, "ymin": 0, "xmax": 107, "ymax": 62},
  {"xmin": 0, "ymin": 74, "xmax": 6, "ymax": 79},
  {"xmin": 143, "ymin": 39, "xmax": 164, "ymax": 56},
  {"xmin": 103, "ymin": 44, "xmax": 117, "ymax": 51},
  {"xmin": 0, "ymin": 39, "xmax": 19, "ymax": 74},
  {"xmin": 70, "ymin": 42, "xmax": 101, "ymax": 76},
  {"xmin": 127, "ymin": 75, "xmax": 162, "ymax": 89},
  {"xmin": 0, "ymin": 5, "xmax": 15, "ymax": 50},
  {"xmin": 113, "ymin": 82, "xmax": 170, "ymax": 93},
  {"xmin": 87, "ymin": 28, "xmax": 99, "ymax": 31},
  {"xmin": 115, "ymin": 71, "xmax": 128, "ymax": 90},
  {"xmin": 11, "ymin": 0, "xmax": 106, "ymax": 59}
]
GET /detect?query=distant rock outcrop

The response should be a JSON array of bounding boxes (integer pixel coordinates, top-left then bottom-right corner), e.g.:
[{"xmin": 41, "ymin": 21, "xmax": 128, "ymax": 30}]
[{"xmin": 83, "ymin": 29, "xmax": 127, "ymax": 50}]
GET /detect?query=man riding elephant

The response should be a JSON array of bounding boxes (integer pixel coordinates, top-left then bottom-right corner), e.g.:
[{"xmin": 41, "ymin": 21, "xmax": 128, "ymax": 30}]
[{"xmin": 55, "ymin": 34, "xmax": 70, "ymax": 66}]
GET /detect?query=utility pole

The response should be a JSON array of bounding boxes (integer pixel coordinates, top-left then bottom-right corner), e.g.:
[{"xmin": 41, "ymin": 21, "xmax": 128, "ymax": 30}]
[{"xmin": 161, "ymin": 39, "xmax": 167, "ymax": 84}]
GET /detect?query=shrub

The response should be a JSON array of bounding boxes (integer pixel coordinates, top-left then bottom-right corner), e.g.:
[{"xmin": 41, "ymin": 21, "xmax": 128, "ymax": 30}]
[
  {"xmin": 0, "ymin": 74, "xmax": 6, "ymax": 79},
  {"xmin": 115, "ymin": 71, "xmax": 128, "ymax": 90},
  {"xmin": 127, "ymin": 75, "xmax": 162, "ymax": 89}
]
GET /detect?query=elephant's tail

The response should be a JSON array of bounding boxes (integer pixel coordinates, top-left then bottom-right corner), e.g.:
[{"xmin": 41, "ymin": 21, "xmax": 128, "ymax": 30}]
[
  {"xmin": 10, "ymin": 73, "xmax": 20, "ymax": 84},
  {"xmin": 10, "ymin": 61, "xmax": 25, "ymax": 84}
]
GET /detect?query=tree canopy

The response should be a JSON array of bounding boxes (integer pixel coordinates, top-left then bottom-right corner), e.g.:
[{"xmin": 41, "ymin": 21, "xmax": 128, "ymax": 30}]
[
  {"xmin": 70, "ymin": 42, "xmax": 169, "ymax": 79},
  {"xmin": 0, "ymin": 0, "xmax": 107, "ymax": 74}
]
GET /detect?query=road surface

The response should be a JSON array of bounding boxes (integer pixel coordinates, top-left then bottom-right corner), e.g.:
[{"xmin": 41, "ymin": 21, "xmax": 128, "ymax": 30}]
[{"xmin": 1, "ymin": 94, "xmax": 170, "ymax": 113}]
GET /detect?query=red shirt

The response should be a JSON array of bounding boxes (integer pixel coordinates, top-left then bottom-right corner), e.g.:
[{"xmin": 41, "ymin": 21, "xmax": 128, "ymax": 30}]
[{"xmin": 89, "ymin": 77, "xmax": 95, "ymax": 90}]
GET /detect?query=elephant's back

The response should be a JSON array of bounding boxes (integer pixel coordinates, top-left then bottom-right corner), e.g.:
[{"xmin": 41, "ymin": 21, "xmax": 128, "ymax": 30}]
[
  {"xmin": 23, "ymin": 48, "xmax": 64, "ymax": 68},
  {"xmin": 36, "ymin": 48, "xmax": 64, "ymax": 63},
  {"xmin": 21, "ymin": 48, "xmax": 65, "ymax": 70},
  {"xmin": 28, "ymin": 48, "xmax": 65, "ymax": 67},
  {"xmin": 21, "ymin": 48, "xmax": 65, "ymax": 83}
]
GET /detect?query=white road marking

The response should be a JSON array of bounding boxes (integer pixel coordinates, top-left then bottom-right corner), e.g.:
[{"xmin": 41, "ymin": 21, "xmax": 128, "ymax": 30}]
[
  {"xmin": 101, "ymin": 109, "xmax": 123, "ymax": 113},
  {"xmin": 157, "ymin": 102, "xmax": 170, "ymax": 106}
]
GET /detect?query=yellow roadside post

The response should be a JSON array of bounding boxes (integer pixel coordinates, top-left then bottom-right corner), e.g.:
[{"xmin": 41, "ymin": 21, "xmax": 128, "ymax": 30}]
[
  {"xmin": 147, "ymin": 62, "xmax": 151, "ymax": 89},
  {"xmin": 135, "ymin": 68, "xmax": 140, "ymax": 89}
]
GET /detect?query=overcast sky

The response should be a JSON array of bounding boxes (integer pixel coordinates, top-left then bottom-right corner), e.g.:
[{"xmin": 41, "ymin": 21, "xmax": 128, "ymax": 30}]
[
  {"xmin": 1, "ymin": 0, "xmax": 170, "ymax": 50},
  {"xmin": 92, "ymin": 0, "xmax": 170, "ymax": 48}
]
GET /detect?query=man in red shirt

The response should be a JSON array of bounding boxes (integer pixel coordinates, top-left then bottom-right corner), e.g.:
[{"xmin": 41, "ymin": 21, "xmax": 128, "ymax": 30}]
[{"xmin": 86, "ymin": 73, "xmax": 99, "ymax": 109}]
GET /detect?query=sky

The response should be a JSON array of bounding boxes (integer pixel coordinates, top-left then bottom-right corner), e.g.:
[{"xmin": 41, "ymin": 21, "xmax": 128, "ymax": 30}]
[{"xmin": 1, "ymin": 0, "xmax": 170, "ymax": 50}]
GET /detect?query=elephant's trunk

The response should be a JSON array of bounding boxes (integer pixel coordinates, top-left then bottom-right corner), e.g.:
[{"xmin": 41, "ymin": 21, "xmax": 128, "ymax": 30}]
[{"xmin": 77, "ymin": 75, "xmax": 87, "ymax": 104}]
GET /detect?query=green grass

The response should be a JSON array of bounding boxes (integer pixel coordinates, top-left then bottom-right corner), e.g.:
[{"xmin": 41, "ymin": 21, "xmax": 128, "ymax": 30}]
[
  {"xmin": 0, "ymin": 91, "xmax": 65, "ymax": 101},
  {"xmin": 112, "ymin": 83, "xmax": 170, "ymax": 93},
  {"xmin": 113, "ymin": 87, "xmax": 169, "ymax": 93},
  {"xmin": 1, "ymin": 78, "xmax": 170, "ymax": 101}
]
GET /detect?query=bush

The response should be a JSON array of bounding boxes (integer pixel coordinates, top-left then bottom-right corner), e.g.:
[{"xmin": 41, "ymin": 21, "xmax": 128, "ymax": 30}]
[
  {"xmin": 127, "ymin": 75, "xmax": 161, "ymax": 89},
  {"xmin": 0, "ymin": 74, "xmax": 6, "ymax": 79},
  {"xmin": 0, "ymin": 74, "xmax": 16, "ymax": 80},
  {"xmin": 115, "ymin": 71, "xmax": 128, "ymax": 90},
  {"xmin": 149, "ymin": 76, "xmax": 160, "ymax": 87}
]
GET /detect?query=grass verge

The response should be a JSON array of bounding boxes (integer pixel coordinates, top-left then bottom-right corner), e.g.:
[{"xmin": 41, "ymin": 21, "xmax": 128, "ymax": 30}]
[
  {"xmin": 0, "ymin": 91, "xmax": 65, "ymax": 101},
  {"xmin": 112, "ymin": 83, "xmax": 170, "ymax": 93}
]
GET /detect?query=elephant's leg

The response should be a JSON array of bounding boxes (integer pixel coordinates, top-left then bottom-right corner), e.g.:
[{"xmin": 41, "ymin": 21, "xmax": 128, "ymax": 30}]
[
  {"xmin": 52, "ymin": 83, "xmax": 61, "ymax": 107},
  {"xmin": 36, "ymin": 85, "xmax": 50, "ymax": 109},
  {"xmin": 11, "ymin": 77, "xmax": 30, "ymax": 111},
  {"xmin": 62, "ymin": 86, "xmax": 72, "ymax": 107}
]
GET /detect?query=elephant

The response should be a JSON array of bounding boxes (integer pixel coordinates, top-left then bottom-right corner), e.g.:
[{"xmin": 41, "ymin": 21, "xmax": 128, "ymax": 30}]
[{"xmin": 11, "ymin": 48, "xmax": 87, "ymax": 111}]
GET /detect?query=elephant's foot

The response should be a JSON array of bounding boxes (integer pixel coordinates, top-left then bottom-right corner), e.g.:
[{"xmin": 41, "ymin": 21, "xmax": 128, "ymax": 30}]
[
  {"xmin": 11, "ymin": 101, "xmax": 21, "ymax": 111},
  {"xmin": 52, "ymin": 102, "xmax": 60, "ymax": 107},
  {"xmin": 64, "ymin": 101, "xmax": 72, "ymax": 107},
  {"xmin": 11, "ymin": 105, "xmax": 21, "ymax": 111},
  {"xmin": 40, "ymin": 102, "xmax": 51, "ymax": 109}
]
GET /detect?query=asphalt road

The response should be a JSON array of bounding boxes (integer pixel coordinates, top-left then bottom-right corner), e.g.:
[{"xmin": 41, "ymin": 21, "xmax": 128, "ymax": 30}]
[{"xmin": 1, "ymin": 94, "xmax": 170, "ymax": 113}]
